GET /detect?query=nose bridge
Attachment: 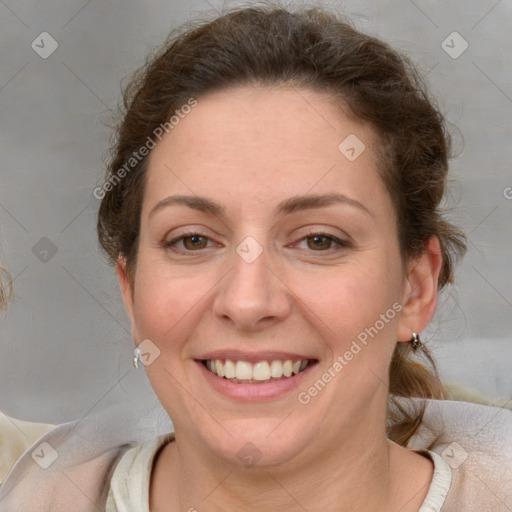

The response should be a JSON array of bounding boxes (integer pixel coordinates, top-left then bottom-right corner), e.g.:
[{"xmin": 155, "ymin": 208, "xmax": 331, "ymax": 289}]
[{"xmin": 213, "ymin": 236, "xmax": 289, "ymax": 330}]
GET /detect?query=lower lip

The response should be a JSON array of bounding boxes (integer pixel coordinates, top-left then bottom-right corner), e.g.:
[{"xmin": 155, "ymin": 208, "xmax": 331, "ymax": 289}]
[{"xmin": 195, "ymin": 360, "xmax": 317, "ymax": 402}]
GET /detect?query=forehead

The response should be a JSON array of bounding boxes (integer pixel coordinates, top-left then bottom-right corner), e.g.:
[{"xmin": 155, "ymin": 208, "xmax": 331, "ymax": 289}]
[{"xmin": 143, "ymin": 86, "xmax": 389, "ymax": 218}]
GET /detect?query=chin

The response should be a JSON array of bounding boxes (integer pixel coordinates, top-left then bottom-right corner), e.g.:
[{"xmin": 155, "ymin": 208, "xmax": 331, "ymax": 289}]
[{"xmin": 198, "ymin": 417, "xmax": 313, "ymax": 470}]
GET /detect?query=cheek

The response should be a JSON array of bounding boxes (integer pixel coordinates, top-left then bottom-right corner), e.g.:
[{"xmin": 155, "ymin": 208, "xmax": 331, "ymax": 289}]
[
  {"xmin": 132, "ymin": 266, "xmax": 178, "ymax": 340},
  {"xmin": 303, "ymin": 265, "xmax": 401, "ymax": 397},
  {"xmin": 131, "ymin": 261, "xmax": 212, "ymax": 345},
  {"xmin": 297, "ymin": 258, "xmax": 400, "ymax": 334}
]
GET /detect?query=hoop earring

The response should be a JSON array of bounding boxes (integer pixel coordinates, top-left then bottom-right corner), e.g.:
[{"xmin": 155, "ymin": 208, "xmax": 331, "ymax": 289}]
[
  {"xmin": 133, "ymin": 347, "xmax": 141, "ymax": 369},
  {"xmin": 410, "ymin": 332, "xmax": 422, "ymax": 351}
]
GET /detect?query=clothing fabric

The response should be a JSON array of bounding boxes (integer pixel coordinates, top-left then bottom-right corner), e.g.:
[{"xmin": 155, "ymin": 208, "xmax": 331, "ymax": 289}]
[
  {"xmin": 104, "ymin": 433, "xmax": 453, "ymax": 512},
  {"xmin": 417, "ymin": 450, "xmax": 452, "ymax": 512},
  {"xmin": 0, "ymin": 412, "xmax": 54, "ymax": 484},
  {"xmin": 105, "ymin": 433, "xmax": 174, "ymax": 512},
  {"xmin": 1, "ymin": 398, "xmax": 511, "ymax": 511}
]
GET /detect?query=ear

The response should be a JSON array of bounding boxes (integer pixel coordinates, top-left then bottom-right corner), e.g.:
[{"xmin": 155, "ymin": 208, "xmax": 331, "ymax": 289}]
[
  {"xmin": 396, "ymin": 236, "xmax": 443, "ymax": 344},
  {"xmin": 116, "ymin": 256, "xmax": 135, "ymax": 325}
]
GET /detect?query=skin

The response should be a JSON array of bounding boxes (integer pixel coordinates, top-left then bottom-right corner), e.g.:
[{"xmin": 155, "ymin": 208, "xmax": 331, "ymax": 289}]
[{"xmin": 117, "ymin": 85, "xmax": 443, "ymax": 511}]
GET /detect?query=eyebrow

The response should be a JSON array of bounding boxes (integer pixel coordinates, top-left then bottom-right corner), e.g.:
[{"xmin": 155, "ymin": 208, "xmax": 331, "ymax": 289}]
[{"xmin": 148, "ymin": 192, "xmax": 373, "ymax": 219}]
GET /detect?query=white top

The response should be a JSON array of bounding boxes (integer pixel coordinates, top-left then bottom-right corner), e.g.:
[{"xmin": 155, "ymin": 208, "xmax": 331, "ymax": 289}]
[
  {"xmin": 417, "ymin": 450, "xmax": 452, "ymax": 511},
  {"xmin": 105, "ymin": 434, "xmax": 452, "ymax": 512}
]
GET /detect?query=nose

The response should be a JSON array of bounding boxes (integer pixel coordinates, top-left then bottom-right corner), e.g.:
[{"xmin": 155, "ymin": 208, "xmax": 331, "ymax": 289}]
[{"xmin": 212, "ymin": 241, "xmax": 291, "ymax": 331}]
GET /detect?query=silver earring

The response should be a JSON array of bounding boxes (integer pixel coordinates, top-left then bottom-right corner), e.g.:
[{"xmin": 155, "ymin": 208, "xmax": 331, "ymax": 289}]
[
  {"xmin": 133, "ymin": 347, "xmax": 141, "ymax": 369},
  {"xmin": 410, "ymin": 332, "xmax": 422, "ymax": 351}
]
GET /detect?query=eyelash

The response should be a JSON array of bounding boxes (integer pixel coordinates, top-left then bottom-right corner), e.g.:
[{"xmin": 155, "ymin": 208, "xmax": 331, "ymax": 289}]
[
  {"xmin": 300, "ymin": 230, "xmax": 350, "ymax": 252},
  {"xmin": 163, "ymin": 230, "xmax": 350, "ymax": 254}
]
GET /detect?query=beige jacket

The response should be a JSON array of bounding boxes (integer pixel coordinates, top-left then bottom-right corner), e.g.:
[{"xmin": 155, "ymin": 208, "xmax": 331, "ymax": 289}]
[
  {"xmin": 0, "ymin": 399, "xmax": 511, "ymax": 511},
  {"xmin": 0, "ymin": 412, "xmax": 54, "ymax": 484}
]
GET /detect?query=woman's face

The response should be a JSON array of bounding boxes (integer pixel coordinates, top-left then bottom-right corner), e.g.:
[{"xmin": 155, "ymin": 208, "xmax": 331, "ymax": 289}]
[{"xmin": 119, "ymin": 86, "xmax": 422, "ymax": 466}]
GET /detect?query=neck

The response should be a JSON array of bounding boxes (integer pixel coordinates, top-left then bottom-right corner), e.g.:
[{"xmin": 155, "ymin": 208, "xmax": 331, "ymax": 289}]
[{"xmin": 150, "ymin": 424, "xmax": 432, "ymax": 512}]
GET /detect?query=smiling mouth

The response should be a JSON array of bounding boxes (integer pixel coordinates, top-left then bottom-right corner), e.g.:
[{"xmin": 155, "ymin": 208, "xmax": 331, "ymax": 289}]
[{"xmin": 200, "ymin": 358, "xmax": 316, "ymax": 384}]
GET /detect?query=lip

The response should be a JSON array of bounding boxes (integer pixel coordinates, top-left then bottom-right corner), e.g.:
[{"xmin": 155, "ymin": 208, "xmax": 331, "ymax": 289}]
[
  {"xmin": 195, "ymin": 358, "xmax": 318, "ymax": 402},
  {"xmin": 195, "ymin": 350, "xmax": 316, "ymax": 364}
]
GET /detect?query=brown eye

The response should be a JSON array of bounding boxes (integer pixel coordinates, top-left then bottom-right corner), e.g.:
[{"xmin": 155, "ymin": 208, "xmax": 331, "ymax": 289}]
[
  {"xmin": 182, "ymin": 235, "xmax": 208, "ymax": 250},
  {"xmin": 164, "ymin": 232, "xmax": 213, "ymax": 252},
  {"xmin": 296, "ymin": 231, "xmax": 350, "ymax": 253},
  {"xmin": 306, "ymin": 235, "xmax": 335, "ymax": 251}
]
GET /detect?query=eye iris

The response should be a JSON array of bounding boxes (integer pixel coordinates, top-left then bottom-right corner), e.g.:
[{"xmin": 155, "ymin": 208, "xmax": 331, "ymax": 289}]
[
  {"xmin": 184, "ymin": 235, "xmax": 207, "ymax": 250},
  {"xmin": 307, "ymin": 235, "xmax": 331, "ymax": 250}
]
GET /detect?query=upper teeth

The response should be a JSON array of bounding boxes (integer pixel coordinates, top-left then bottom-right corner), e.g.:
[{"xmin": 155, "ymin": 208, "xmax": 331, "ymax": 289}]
[{"xmin": 206, "ymin": 359, "xmax": 309, "ymax": 380}]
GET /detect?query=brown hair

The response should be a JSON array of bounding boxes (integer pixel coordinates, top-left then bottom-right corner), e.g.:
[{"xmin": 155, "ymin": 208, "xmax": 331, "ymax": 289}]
[
  {"xmin": 0, "ymin": 261, "xmax": 12, "ymax": 311},
  {"xmin": 97, "ymin": 3, "xmax": 467, "ymax": 445}
]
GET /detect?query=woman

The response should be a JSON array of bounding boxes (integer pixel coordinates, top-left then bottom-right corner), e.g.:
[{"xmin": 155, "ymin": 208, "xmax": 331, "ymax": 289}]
[{"xmin": 1, "ymin": 4, "xmax": 511, "ymax": 511}]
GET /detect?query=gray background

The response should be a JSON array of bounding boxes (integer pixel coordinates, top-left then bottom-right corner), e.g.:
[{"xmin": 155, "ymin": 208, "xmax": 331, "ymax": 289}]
[{"xmin": 0, "ymin": 0, "xmax": 511, "ymax": 424}]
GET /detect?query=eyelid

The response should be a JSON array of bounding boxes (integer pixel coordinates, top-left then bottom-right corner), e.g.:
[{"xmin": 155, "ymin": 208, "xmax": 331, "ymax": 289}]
[
  {"xmin": 293, "ymin": 229, "xmax": 351, "ymax": 251},
  {"xmin": 162, "ymin": 227, "xmax": 352, "ymax": 254},
  {"xmin": 163, "ymin": 230, "xmax": 218, "ymax": 251}
]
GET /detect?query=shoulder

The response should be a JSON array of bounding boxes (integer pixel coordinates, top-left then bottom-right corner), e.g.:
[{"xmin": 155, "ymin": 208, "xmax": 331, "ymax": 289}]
[
  {"xmin": 0, "ymin": 412, "xmax": 54, "ymax": 485},
  {"xmin": 406, "ymin": 398, "xmax": 512, "ymax": 511},
  {"xmin": 0, "ymin": 405, "xmax": 156, "ymax": 512}
]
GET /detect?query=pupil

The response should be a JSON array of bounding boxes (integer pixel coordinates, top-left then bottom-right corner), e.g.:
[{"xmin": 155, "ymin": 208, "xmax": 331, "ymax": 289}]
[
  {"xmin": 309, "ymin": 235, "xmax": 329, "ymax": 250},
  {"xmin": 185, "ymin": 235, "xmax": 205, "ymax": 249}
]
